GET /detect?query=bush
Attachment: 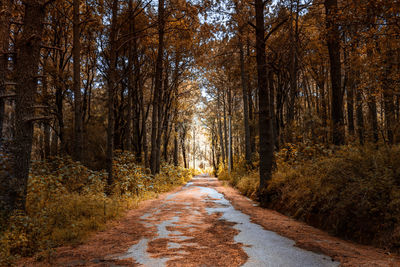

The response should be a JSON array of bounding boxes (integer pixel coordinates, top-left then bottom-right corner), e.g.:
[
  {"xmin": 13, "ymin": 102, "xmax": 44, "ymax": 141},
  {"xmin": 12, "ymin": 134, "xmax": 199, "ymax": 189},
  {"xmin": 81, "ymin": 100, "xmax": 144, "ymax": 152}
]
[
  {"xmin": 0, "ymin": 151, "xmax": 193, "ymax": 265},
  {"xmin": 268, "ymin": 145, "xmax": 400, "ymax": 251},
  {"xmin": 218, "ymin": 144, "xmax": 400, "ymax": 252},
  {"xmin": 217, "ymin": 159, "xmax": 259, "ymax": 199}
]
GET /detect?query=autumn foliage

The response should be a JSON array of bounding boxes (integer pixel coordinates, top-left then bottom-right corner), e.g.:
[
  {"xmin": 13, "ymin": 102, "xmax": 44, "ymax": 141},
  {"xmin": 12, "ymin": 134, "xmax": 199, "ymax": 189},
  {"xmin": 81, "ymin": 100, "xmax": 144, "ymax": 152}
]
[
  {"xmin": 218, "ymin": 144, "xmax": 400, "ymax": 253},
  {"xmin": 0, "ymin": 151, "xmax": 193, "ymax": 265}
]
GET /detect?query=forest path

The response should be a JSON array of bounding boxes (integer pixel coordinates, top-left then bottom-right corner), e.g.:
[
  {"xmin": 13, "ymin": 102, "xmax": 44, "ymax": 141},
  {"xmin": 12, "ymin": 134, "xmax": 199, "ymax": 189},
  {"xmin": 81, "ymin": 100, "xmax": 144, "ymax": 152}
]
[
  {"xmin": 114, "ymin": 174, "xmax": 338, "ymax": 267},
  {"xmin": 22, "ymin": 175, "xmax": 400, "ymax": 266}
]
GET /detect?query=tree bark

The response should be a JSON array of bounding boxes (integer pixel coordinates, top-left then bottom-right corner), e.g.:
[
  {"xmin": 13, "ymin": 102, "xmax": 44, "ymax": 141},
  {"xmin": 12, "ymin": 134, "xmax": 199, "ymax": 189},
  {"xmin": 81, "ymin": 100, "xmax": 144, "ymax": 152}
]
[
  {"xmin": 368, "ymin": 95, "xmax": 379, "ymax": 144},
  {"xmin": 325, "ymin": 0, "xmax": 345, "ymax": 145},
  {"xmin": 173, "ymin": 124, "xmax": 178, "ymax": 166},
  {"xmin": 150, "ymin": 0, "xmax": 165, "ymax": 175},
  {"xmin": 8, "ymin": 0, "xmax": 47, "ymax": 213},
  {"xmin": 180, "ymin": 124, "xmax": 187, "ymax": 168},
  {"xmin": 72, "ymin": 0, "xmax": 83, "ymax": 161},
  {"xmin": 346, "ymin": 74, "xmax": 355, "ymax": 137},
  {"xmin": 51, "ymin": 122, "xmax": 58, "ymax": 155},
  {"xmin": 255, "ymin": 0, "xmax": 274, "ymax": 206},
  {"xmin": 106, "ymin": 0, "xmax": 119, "ymax": 194},
  {"xmin": 247, "ymin": 37, "xmax": 256, "ymax": 156},
  {"xmin": 55, "ymin": 83, "xmax": 65, "ymax": 154},
  {"xmin": 239, "ymin": 33, "xmax": 251, "ymax": 165},
  {"xmin": 366, "ymin": 48, "xmax": 378, "ymax": 144},
  {"xmin": 222, "ymin": 92, "xmax": 228, "ymax": 163},
  {"xmin": 344, "ymin": 43, "xmax": 355, "ymax": 137},
  {"xmin": 383, "ymin": 45, "xmax": 394, "ymax": 144},
  {"xmin": 126, "ymin": 0, "xmax": 134, "ymax": 152},
  {"xmin": 287, "ymin": 0, "xmax": 299, "ymax": 130},
  {"xmin": 227, "ymin": 87, "xmax": 232, "ymax": 171},
  {"xmin": 42, "ymin": 66, "xmax": 50, "ymax": 158},
  {"xmin": 319, "ymin": 79, "xmax": 328, "ymax": 143},
  {"xmin": 217, "ymin": 88, "xmax": 225, "ymax": 164},
  {"xmin": 355, "ymin": 85, "xmax": 364, "ymax": 145},
  {"xmin": 0, "ymin": 0, "xmax": 12, "ymax": 144}
]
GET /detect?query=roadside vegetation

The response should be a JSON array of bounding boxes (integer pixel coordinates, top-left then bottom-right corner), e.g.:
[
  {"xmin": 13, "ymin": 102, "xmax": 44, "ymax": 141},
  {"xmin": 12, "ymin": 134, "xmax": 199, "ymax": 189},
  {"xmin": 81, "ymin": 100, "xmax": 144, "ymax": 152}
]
[
  {"xmin": 0, "ymin": 151, "xmax": 194, "ymax": 265},
  {"xmin": 218, "ymin": 144, "xmax": 400, "ymax": 253}
]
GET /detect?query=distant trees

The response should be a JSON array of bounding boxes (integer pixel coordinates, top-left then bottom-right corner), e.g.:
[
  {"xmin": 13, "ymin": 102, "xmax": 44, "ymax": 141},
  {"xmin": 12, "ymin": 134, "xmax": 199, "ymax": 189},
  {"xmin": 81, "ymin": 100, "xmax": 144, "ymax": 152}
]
[{"xmin": 0, "ymin": 0, "xmax": 398, "ymax": 215}]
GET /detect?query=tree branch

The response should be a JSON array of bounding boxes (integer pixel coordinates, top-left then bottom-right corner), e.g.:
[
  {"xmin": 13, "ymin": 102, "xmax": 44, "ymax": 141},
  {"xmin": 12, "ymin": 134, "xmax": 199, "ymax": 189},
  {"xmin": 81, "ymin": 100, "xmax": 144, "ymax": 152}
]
[{"xmin": 264, "ymin": 17, "xmax": 288, "ymax": 42}]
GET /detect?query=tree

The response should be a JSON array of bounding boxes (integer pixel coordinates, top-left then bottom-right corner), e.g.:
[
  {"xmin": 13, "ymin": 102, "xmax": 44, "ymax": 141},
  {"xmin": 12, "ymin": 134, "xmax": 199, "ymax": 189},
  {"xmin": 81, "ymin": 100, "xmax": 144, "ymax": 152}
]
[
  {"xmin": 72, "ymin": 0, "xmax": 83, "ymax": 161},
  {"xmin": 324, "ymin": 0, "xmax": 345, "ymax": 145},
  {"xmin": 5, "ymin": 0, "xmax": 51, "ymax": 213},
  {"xmin": 255, "ymin": 0, "xmax": 274, "ymax": 206},
  {"xmin": 234, "ymin": 0, "xmax": 252, "ymax": 166},
  {"xmin": 0, "ymin": 0, "xmax": 12, "ymax": 144},
  {"xmin": 150, "ymin": 0, "xmax": 165, "ymax": 175},
  {"xmin": 106, "ymin": 0, "xmax": 119, "ymax": 193}
]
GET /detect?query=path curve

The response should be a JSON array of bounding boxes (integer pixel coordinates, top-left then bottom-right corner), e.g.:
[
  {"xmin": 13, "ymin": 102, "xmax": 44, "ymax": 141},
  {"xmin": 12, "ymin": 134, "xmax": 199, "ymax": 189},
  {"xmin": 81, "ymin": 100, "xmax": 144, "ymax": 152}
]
[
  {"xmin": 116, "ymin": 175, "xmax": 338, "ymax": 267},
  {"xmin": 21, "ymin": 174, "xmax": 400, "ymax": 266}
]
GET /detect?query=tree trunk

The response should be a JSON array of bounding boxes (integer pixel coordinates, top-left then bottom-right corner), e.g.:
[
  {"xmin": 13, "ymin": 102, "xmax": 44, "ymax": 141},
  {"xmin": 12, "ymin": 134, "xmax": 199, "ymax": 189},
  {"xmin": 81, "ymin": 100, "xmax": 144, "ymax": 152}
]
[
  {"xmin": 223, "ymin": 92, "xmax": 228, "ymax": 163},
  {"xmin": 42, "ymin": 67, "xmax": 50, "ymax": 158},
  {"xmin": 369, "ymin": 95, "xmax": 379, "ymax": 144},
  {"xmin": 8, "ymin": 0, "xmax": 46, "ymax": 213},
  {"xmin": 319, "ymin": 79, "xmax": 328, "ymax": 143},
  {"xmin": 55, "ymin": 84, "xmax": 65, "ymax": 154},
  {"xmin": 106, "ymin": 0, "xmax": 119, "ymax": 194},
  {"xmin": 344, "ymin": 44, "xmax": 355, "ymax": 137},
  {"xmin": 173, "ymin": 124, "xmax": 178, "ymax": 166},
  {"xmin": 162, "ymin": 112, "xmax": 171, "ymax": 162},
  {"xmin": 150, "ymin": 0, "xmax": 165, "ymax": 175},
  {"xmin": 287, "ymin": 1, "xmax": 298, "ymax": 130},
  {"xmin": 366, "ymin": 48, "xmax": 378, "ymax": 144},
  {"xmin": 142, "ymin": 107, "xmax": 148, "ymax": 167},
  {"xmin": 138, "ymin": 75, "xmax": 146, "ymax": 164},
  {"xmin": 247, "ymin": 37, "xmax": 256, "ymax": 156},
  {"xmin": 0, "ymin": 0, "xmax": 12, "ymax": 144},
  {"xmin": 227, "ymin": 87, "xmax": 233, "ymax": 171},
  {"xmin": 255, "ymin": 0, "xmax": 274, "ymax": 206},
  {"xmin": 383, "ymin": 45, "xmax": 394, "ymax": 144},
  {"xmin": 217, "ymin": 88, "xmax": 225, "ymax": 164},
  {"xmin": 325, "ymin": 0, "xmax": 345, "ymax": 145},
  {"xmin": 269, "ymin": 68, "xmax": 278, "ymax": 150},
  {"xmin": 51, "ymin": 123, "xmax": 58, "ymax": 155},
  {"xmin": 346, "ymin": 76, "xmax": 355, "ymax": 138},
  {"xmin": 126, "ymin": 0, "xmax": 134, "ymax": 152},
  {"xmin": 180, "ymin": 125, "xmax": 187, "ymax": 168},
  {"xmin": 239, "ymin": 34, "xmax": 251, "ymax": 165},
  {"xmin": 72, "ymin": 0, "xmax": 83, "ymax": 161}
]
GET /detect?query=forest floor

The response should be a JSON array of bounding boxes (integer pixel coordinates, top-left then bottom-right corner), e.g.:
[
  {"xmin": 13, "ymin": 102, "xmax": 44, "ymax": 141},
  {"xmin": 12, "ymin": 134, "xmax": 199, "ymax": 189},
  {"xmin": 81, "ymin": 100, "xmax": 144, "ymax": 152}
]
[{"xmin": 20, "ymin": 175, "xmax": 400, "ymax": 267}]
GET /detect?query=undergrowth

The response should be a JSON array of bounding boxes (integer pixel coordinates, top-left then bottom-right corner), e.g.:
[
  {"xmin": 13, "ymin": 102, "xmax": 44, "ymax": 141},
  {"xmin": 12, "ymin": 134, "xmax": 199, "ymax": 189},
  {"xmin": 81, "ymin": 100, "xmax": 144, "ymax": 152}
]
[
  {"xmin": 218, "ymin": 144, "xmax": 400, "ymax": 253},
  {"xmin": 0, "ymin": 150, "xmax": 194, "ymax": 265}
]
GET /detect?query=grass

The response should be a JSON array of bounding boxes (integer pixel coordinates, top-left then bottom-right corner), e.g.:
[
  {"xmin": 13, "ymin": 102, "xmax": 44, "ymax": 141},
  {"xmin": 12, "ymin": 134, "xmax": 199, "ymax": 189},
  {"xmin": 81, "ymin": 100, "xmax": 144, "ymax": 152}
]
[
  {"xmin": 218, "ymin": 144, "xmax": 400, "ymax": 253},
  {"xmin": 0, "ymin": 151, "xmax": 194, "ymax": 265}
]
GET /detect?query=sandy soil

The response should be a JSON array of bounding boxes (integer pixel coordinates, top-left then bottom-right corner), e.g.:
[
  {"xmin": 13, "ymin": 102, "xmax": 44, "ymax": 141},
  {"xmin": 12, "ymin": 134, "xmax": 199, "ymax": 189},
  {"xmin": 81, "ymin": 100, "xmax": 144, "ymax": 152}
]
[{"xmin": 19, "ymin": 175, "xmax": 400, "ymax": 267}]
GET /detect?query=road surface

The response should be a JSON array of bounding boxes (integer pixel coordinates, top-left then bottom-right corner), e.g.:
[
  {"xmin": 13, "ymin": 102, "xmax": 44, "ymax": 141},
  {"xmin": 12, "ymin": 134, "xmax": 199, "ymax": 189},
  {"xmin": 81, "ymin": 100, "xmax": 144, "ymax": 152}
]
[{"xmin": 116, "ymin": 175, "xmax": 339, "ymax": 267}]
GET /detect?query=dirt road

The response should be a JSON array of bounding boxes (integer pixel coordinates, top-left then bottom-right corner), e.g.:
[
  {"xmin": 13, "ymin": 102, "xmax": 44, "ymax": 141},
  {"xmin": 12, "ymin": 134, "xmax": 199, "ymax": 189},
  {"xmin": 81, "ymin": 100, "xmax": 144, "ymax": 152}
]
[
  {"xmin": 23, "ymin": 175, "xmax": 400, "ymax": 266},
  {"xmin": 116, "ymin": 175, "xmax": 338, "ymax": 266}
]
